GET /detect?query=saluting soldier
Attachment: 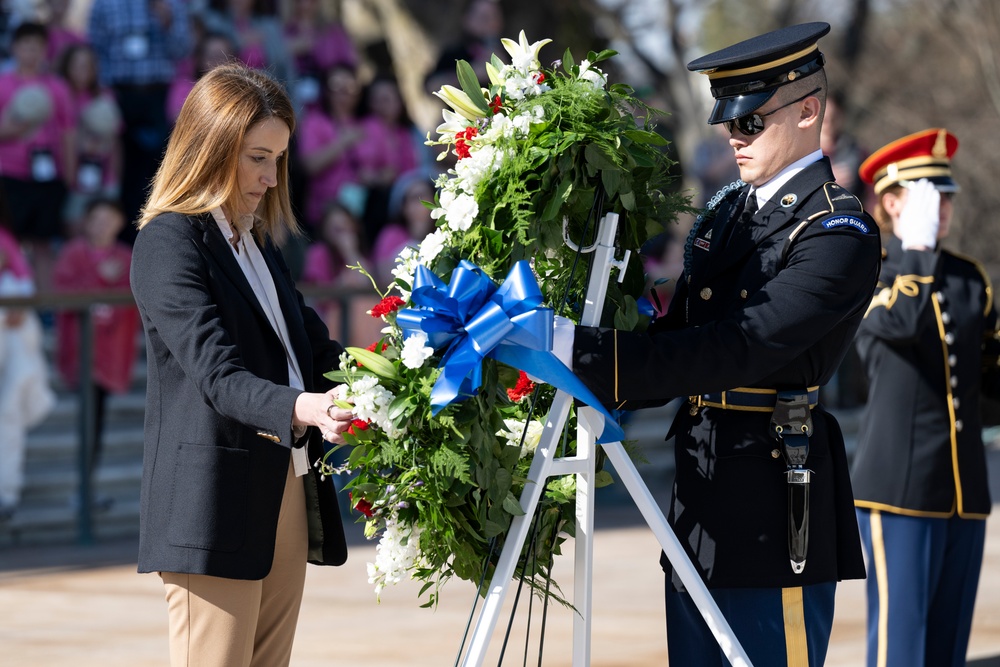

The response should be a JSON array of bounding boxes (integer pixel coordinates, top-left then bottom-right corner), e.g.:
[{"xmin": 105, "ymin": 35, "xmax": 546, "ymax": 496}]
[
  {"xmin": 566, "ymin": 23, "xmax": 881, "ymax": 666},
  {"xmin": 852, "ymin": 129, "xmax": 999, "ymax": 667}
]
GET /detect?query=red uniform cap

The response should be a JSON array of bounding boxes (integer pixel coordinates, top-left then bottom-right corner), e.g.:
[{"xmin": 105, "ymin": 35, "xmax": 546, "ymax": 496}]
[{"xmin": 859, "ymin": 128, "xmax": 959, "ymax": 195}]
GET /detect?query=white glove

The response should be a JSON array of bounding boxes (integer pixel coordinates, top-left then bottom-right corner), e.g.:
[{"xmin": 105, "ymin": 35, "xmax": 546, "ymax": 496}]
[
  {"xmin": 898, "ymin": 178, "xmax": 940, "ymax": 250},
  {"xmin": 552, "ymin": 315, "xmax": 576, "ymax": 371}
]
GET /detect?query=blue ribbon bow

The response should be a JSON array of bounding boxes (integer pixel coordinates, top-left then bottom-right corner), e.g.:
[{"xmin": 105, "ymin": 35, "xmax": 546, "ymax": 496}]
[{"xmin": 396, "ymin": 259, "xmax": 624, "ymax": 443}]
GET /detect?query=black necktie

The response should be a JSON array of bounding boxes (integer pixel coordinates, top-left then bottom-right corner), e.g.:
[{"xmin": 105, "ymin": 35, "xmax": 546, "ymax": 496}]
[
  {"xmin": 742, "ymin": 191, "xmax": 759, "ymax": 220},
  {"xmin": 718, "ymin": 190, "xmax": 756, "ymax": 250}
]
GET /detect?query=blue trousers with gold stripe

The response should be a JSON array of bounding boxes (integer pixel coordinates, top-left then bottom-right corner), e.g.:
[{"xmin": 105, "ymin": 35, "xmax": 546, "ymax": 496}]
[
  {"xmin": 856, "ymin": 508, "xmax": 986, "ymax": 667},
  {"xmin": 665, "ymin": 579, "xmax": 836, "ymax": 666}
]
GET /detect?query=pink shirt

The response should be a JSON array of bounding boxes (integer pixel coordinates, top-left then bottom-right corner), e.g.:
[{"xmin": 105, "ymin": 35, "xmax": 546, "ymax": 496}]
[
  {"xmin": 302, "ymin": 242, "xmax": 346, "ymax": 285},
  {"xmin": 47, "ymin": 26, "xmax": 87, "ymax": 65},
  {"xmin": 285, "ymin": 22, "xmax": 357, "ymax": 75},
  {"xmin": 0, "ymin": 72, "xmax": 74, "ymax": 181},
  {"xmin": 354, "ymin": 116, "xmax": 419, "ymax": 184},
  {"xmin": 53, "ymin": 238, "xmax": 139, "ymax": 393},
  {"xmin": 298, "ymin": 107, "xmax": 362, "ymax": 226}
]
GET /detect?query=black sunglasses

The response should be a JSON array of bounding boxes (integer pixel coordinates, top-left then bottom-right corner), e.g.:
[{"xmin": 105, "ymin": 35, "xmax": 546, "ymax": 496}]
[{"xmin": 723, "ymin": 87, "xmax": 822, "ymax": 136}]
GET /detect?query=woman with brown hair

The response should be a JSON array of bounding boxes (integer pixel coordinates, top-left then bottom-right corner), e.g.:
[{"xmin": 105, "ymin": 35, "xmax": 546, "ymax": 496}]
[{"xmin": 130, "ymin": 61, "xmax": 353, "ymax": 666}]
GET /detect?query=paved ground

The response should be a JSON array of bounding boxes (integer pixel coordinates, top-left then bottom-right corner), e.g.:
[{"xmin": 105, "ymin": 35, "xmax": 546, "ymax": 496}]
[{"xmin": 2, "ymin": 449, "xmax": 1000, "ymax": 666}]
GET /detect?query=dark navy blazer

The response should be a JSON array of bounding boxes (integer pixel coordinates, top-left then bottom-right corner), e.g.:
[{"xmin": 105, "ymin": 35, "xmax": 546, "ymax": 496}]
[{"xmin": 131, "ymin": 212, "xmax": 347, "ymax": 580}]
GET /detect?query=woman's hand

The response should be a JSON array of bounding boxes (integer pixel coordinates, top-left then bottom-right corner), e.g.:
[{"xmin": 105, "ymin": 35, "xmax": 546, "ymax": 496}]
[{"xmin": 292, "ymin": 388, "xmax": 354, "ymax": 444}]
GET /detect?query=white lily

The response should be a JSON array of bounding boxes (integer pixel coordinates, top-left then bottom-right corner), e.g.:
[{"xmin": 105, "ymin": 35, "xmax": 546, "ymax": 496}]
[
  {"xmin": 434, "ymin": 84, "xmax": 485, "ymax": 122},
  {"xmin": 435, "ymin": 108, "xmax": 472, "ymax": 140},
  {"xmin": 485, "ymin": 61, "xmax": 504, "ymax": 87},
  {"xmin": 501, "ymin": 30, "xmax": 552, "ymax": 73}
]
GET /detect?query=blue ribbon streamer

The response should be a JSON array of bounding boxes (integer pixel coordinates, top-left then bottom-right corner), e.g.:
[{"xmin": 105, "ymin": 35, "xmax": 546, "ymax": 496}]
[{"xmin": 396, "ymin": 259, "xmax": 624, "ymax": 443}]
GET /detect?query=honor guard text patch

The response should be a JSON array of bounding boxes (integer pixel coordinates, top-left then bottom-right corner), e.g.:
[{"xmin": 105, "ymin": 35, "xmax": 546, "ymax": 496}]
[{"xmin": 822, "ymin": 216, "xmax": 870, "ymax": 234}]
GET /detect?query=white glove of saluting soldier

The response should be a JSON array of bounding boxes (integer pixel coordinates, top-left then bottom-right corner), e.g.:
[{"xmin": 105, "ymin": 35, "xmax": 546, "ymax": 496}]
[{"xmin": 898, "ymin": 178, "xmax": 940, "ymax": 251}]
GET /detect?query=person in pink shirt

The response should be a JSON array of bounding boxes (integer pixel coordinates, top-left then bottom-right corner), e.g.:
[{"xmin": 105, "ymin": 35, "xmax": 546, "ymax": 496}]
[
  {"xmin": 53, "ymin": 197, "xmax": 139, "ymax": 480},
  {"xmin": 372, "ymin": 168, "xmax": 435, "ymax": 286},
  {"xmin": 282, "ymin": 0, "xmax": 357, "ymax": 109},
  {"xmin": 300, "ymin": 198, "xmax": 381, "ymax": 347},
  {"xmin": 166, "ymin": 31, "xmax": 238, "ymax": 125},
  {"xmin": 57, "ymin": 43, "xmax": 123, "ymax": 231},
  {"xmin": 296, "ymin": 63, "xmax": 364, "ymax": 231},
  {"xmin": 0, "ymin": 22, "xmax": 76, "ymax": 282},
  {"xmin": 43, "ymin": 0, "xmax": 87, "ymax": 66},
  {"xmin": 354, "ymin": 75, "xmax": 424, "ymax": 245}
]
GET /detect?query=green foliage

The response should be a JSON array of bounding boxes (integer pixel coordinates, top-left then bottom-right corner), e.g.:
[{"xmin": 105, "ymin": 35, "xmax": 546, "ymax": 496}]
[{"xmin": 322, "ymin": 33, "xmax": 687, "ymax": 607}]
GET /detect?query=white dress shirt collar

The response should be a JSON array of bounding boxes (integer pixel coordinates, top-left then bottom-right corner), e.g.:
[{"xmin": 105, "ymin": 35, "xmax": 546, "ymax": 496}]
[{"xmin": 751, "ymin": 148, "xmax": 824, "ymax": 210}]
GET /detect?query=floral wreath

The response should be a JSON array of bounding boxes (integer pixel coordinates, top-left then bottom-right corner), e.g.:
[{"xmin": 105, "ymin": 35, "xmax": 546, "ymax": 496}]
[{"xmin": 319, "ymin": 31, "xmax": 686, "ymax": 605}]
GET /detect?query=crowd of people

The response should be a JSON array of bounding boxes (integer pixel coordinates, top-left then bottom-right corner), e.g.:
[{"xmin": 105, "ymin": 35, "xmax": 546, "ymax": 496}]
[
  {"xmin": 0, "ymin": 0, "xmax": 456, "ymax": 287},
  {"xmin": 0, "ymin": 4, "xmax": 997, "ymax": 666}
]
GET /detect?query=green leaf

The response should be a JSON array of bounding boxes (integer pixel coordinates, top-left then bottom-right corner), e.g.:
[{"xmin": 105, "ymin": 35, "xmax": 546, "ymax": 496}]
[
  {"xmin": 345, "ymin": 346, "xmax": 399, "ymax": 381},
  {"xmin": 488, "ymin": 468, "xmax": 512, "ymax": 502},
  {"xmin": 539, "ymin": 177, "xmax": 572, "ymax": 221},
  {"xmin": 601, "ymin": 168, "xmax": 622, "ymax": 198},
  {"xmin": 502, "ymin": 492, "xmax": 526, "ymax": 516},
  {"xmin": 387, "ymin": 394, "xmax": 413, "ymax": 422},
  {"xmin": 613, "ymin": 295, "xmax": 639, "ymax": 330},
  {"xmin": 592, "ymin": 49, "xmax": 619, "ymax": 64},
  {"xmin": 620, "ymin": 190, "xmax": 637, "ymax": 211},
  {"xmin": 585, "ymin": 143, "xmax": 617, "ymax": 171},
  {"xmin": 456, "ymin": 60, "xmax": 490, "ymax": 114},
  {"xmin": 623, "ymin": 129, "xmax": 667, "ymax": 146},
  {"xmin": 595, "ymin": 470, "xmax": 615, "ymax": 488},
  {"xmin": 562, "ymin": 47, "xmax": 575, "ymax": 73}
]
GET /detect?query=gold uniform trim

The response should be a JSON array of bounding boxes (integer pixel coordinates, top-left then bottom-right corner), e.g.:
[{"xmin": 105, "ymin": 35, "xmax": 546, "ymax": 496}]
[
  {"xmin": 854, "ymin": 499, "xmax": 955, "ymax": 519},
  {"xmin": 706, "ymin": 44, "xmax": 819, "ymax": 79},
  {"xmin": 944, "ymin": 249, "xmax": 994, "ymax": 317},
  {"xmin": 781, "ymin": 586, "xmax": 810, "ymax": 666},
  {"xmin": 871, "ymin": 510, "xmax": 889, "ymax": 667},
  {"xmin": 931, "ymin": 293, "xmax": 969, "ymax": 516},
  {"xmin": 855, "ymin": 499, "xmax": 989, "ymax": 521},
  {"xmin": 689, "ymin": 386, "xmax": 820, "ymax": 412},
  {"xmin": 874, "ymin": 166, "xmax": 952, "ymax": 195},
  {"xmin": 257, "ymin": 431, "xmax": 281, "ymax": 443}
]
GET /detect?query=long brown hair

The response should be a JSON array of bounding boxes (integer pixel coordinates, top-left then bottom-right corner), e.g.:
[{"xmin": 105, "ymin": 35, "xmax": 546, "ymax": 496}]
[{"xmin": 137, "ymin": 62, "xmax": 300, "ymax": 243}]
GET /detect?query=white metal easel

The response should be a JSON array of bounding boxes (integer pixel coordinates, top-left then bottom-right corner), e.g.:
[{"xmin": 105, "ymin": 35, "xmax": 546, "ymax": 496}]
[{"xmin": 458, "ymin": 213, "xmax": 753, "ymax": 667}]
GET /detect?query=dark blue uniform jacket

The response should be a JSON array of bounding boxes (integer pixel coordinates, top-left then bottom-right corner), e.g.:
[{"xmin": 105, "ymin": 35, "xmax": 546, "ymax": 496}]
[
  {"xmin": 574, "ymin": 157, "xmax": 880, "ymax": 589},
  {"xmin": 852, "ymin": 235, "xmax": 996, "ymax": 518}
]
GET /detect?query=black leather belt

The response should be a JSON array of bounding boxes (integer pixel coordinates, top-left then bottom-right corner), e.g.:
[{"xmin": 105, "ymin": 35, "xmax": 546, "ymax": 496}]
[{"xmin": 688, "ymin": 386, "xmax": 820, "ymax": 413}]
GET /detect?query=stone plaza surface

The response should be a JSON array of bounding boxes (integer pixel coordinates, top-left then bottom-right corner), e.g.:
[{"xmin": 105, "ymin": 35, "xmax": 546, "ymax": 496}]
[{"xmin": 2, "ymin": 442, "xmax": 1000, "ymax": 666}]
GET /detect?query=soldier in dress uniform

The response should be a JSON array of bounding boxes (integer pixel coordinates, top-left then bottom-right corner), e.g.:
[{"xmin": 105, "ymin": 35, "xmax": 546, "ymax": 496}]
[
  {"xmin": 851, "ymin": 129, "xmax": 999, "ymax": 667},
  {"xmin": 567, "ymin": 22, "xmax": 882, "ymax": 666}
]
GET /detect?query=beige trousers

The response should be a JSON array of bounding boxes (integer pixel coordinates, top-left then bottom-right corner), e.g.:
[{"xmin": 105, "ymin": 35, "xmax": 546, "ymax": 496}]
[{"xmin": 161, "ymin": 460, "xmax": 307, "ymax": 667}]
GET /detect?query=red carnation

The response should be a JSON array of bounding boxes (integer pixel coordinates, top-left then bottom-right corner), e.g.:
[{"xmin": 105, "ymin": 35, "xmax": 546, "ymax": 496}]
[
  {"xmin": 371, "ymin": 295, "xmax": 405, "ymax": 318},
  {"xmin": 507, "ymin": 370, "xmax": 536, "ymax": 402},
  {"xmin": 490, "ymin": 94, "xmax": 503, "ymax": 114},
  {"xmin": 349, "ymin": 492, "xmax": 375, "ymax": 518},
  {"xmin": 347, "ymin": 419, "xmax": 370, "ymax": 435},
  {"xmin": 533, "ymin": 72, "xmax": 546, "ymax": 84}
]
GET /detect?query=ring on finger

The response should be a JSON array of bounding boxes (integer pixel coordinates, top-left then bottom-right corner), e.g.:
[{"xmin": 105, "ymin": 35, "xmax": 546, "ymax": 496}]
[{"xmin": 326, "ymin": 404, "xmax": 337, "ymax": 419}]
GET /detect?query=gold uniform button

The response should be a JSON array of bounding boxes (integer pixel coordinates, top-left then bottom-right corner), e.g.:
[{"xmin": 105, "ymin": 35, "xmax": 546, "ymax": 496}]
[
  {"xmin": 700, "ymin": 287, "xmax": 712, "ymax": 300},
  {"xmin": 771, "ymin": 449, "xmax": 781, "ymax": 459},
  {"xmin": 740, "ymin": 289, "xmax": 748, "ymax": 299}
]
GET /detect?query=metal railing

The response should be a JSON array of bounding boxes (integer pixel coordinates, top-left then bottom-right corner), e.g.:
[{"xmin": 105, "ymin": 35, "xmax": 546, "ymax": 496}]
[{"xmin": 0, "ymin": 284, "xmax": 375, "ymax": 544}]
